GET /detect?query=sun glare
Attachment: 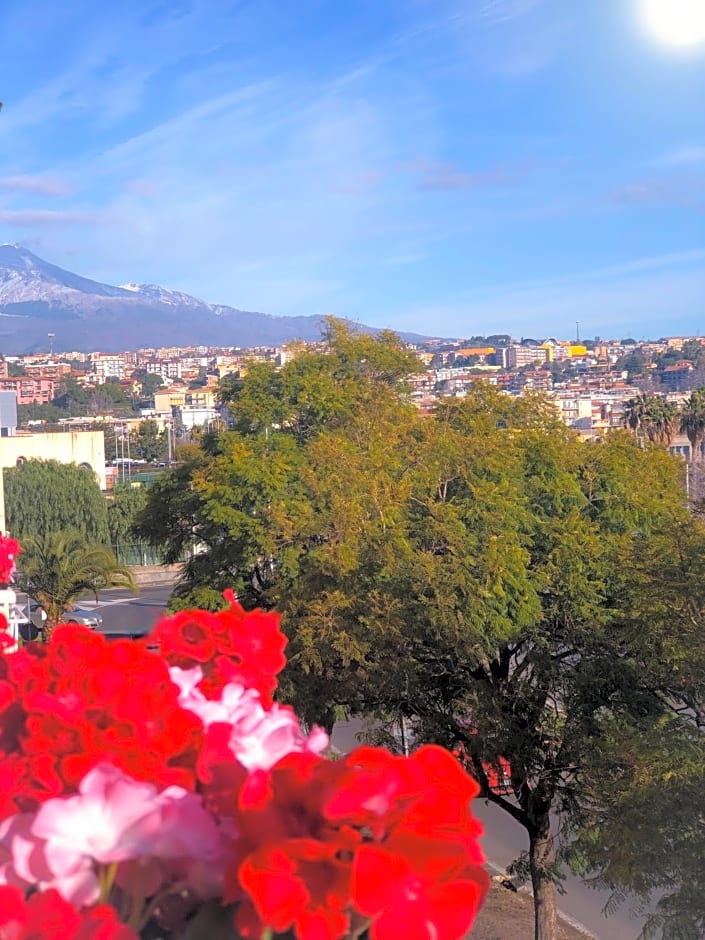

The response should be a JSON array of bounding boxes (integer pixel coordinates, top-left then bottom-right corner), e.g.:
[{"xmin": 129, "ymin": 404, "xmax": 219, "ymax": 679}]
[{"xmin": 641, "ymin": 0, "xmax": 705, "ymax": 47}]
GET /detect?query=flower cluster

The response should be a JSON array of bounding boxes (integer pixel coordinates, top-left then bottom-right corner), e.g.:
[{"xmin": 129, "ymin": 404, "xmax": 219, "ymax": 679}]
[
  {"xmin": 151, "ymin": 591, "xmax": 287, "ymax": 704},
  {"xmin": 0, "ymin": 885, "xmax": 135, "ymax": 940},
  {"xmin": 0, "ymin": 588, "xmax": 489, "ymax": 939},
  {"xmin": 0, "ymin": 532, "xmax": 21, "ymax": 585},
  {"xmin": 229, "ymin": 744, "xmax": 488, "ymax": 940},
  {"xmin": 0, "ymin": 625, "xmax": 205, "ymax": 817}
]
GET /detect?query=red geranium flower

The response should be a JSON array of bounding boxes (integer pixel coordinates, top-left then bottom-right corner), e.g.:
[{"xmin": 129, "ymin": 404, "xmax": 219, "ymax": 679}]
[
  {"xmin": 0, "ymin": 886, "xmax": 139, "ymax": 940},
  {"xmin": 353, "ymin": 832, "xmax": 489, "ymax": 940},
  {"xmin": 238, "ymin": 839, "xmax": 351, "ymax": 940},
  {"xmin": 151, "ymin": 593, "xmax": 287, "ymax": 705}
]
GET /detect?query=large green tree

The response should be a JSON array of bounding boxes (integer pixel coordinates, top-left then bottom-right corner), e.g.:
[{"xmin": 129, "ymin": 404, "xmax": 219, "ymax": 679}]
[
  {"xmin": 135, "ymin": 327, "xmax": 705, "ymax": 940},
  {"xmin": 17, "ymin": 530, "xmax": 137, "ymax": 638},
  {"xmin": 4, "ymin": 459, "xmax": 110, "ymax": 544}
]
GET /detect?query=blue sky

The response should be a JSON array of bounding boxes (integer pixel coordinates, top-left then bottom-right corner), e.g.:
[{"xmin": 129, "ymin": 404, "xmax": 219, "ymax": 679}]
[{"xmin": 0, "ymin": 0, "xmax": 703, "ymax": 339}]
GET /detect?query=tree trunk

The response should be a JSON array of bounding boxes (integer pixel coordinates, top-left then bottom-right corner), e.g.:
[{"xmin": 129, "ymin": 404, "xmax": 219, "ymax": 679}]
[
  {"xmin": 529, "ymin": 814, "xmax": 558, "ymax": 940},
  {"xmin": 42, "ymin": 614, "xmax": 62, "ymax": 643}
]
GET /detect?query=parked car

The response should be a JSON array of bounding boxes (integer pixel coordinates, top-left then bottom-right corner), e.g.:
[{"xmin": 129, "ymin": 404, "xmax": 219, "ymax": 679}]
[
  {"xmin": 28, "ymin": 603, "xmax": 103, "ymax": 630},
  {"xmin": 61, "ymin": 607, "xmax": 103, "ymax": 629}
]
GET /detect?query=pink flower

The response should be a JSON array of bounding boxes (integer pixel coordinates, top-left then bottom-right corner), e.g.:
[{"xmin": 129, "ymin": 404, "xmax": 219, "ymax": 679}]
[
  {"xmin": 1, "ymin": 810, "xmax": 98, "ymax": 907},
  {"xmin": 171, "ymin": 667, "xmax": 329, "ymax": 772},
  {"xmin": 0, "ymin": 813, "xmax": 50, "ymax": 891},
  {"xmin": 32, "ymin": 765, "xmax": 166, "ymax": 865},
  {"xmin": 13, "ymin": 764, "xmax": 229, "ymax": 906}
]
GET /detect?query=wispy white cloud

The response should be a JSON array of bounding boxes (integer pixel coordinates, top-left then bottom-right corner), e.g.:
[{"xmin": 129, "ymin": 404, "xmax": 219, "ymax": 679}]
[
  {"xmin": 437, "ymin": 0, "xmax": 570, "ymax": 77},
  {"xmin": 609, "ymin": 176, "xmax": 705, "ymax": 211},
  {"xmin": 477, "ymin": 0, "xmax": 545, "ymax": 25},
  {"xmin": 0, "ymin": 209, "xmax": 104, "ymax": 225},
  {"xmin": 0, "ymin": 0, "xmax": 248, "ymax": 141},
  {"xmin": 461, "ymin": 248, "xmax": 705, "ymax": 297},
  {"xmin": 400, "ymin": 251, "xmax": 705, "ymax": 336},
  {"xmin": 407, "ymin": 159, "xmax": 537, "ymax": 191},
  {"xmin": 661, "ymin": 145, "xmax": 705, "ymax": 167},
  {"xmin": 0, "ymin": 0, "xmax": 698, "ymax": 337},
  {"xmin": 0, "ymin": 175, "xmax": 72, "ymax": 196}
]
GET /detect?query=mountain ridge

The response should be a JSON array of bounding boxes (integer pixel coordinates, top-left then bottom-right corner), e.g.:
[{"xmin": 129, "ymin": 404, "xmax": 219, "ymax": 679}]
[{"xmin": 0, "ymin": 246, "xmax": 429, "ymax": 353}]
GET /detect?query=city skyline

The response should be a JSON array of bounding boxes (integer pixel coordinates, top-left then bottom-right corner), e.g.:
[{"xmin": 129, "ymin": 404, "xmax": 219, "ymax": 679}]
[{"xmin": 0, "ymin": 0, "xmax": 703, "ymax": 338}]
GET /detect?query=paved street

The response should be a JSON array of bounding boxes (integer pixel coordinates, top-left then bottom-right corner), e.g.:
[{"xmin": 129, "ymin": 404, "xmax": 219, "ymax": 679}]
[{"xmin": 84, "ymin": 584, "xmax": 174, "ymax": 636}]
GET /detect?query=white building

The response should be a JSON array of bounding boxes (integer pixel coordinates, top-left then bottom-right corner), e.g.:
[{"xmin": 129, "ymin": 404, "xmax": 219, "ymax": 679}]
[
  {"xmin": 174, "ymin": 405, "xmax": 221, "ymax": 429},
  {"xmin": 146, "ymin": 359, "xmax": 183, "ymax": 381},
  {"xmin": 90, "ymin": 353, "xmax": 125, "ymax": 382}
]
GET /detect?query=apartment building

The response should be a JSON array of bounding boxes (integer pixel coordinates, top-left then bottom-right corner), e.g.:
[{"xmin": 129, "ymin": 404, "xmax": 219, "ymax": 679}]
[
  {"xmin": 506, "ymin": 346, "xmax": 548, "ymax": 368},
  {"xmin": 90, "ymin": 353, "xmax": 126, "ymax": 381},
  {"xmin": 0, "ymin": 377, "xmax": 55, "ymax": 405},
  {"xmin": 24, "ymin": 361, "xmax": 72, "ymax": 382},
  {"xmin": 145, "ymin": 359, "xmax": 183, "ymax": 381}
]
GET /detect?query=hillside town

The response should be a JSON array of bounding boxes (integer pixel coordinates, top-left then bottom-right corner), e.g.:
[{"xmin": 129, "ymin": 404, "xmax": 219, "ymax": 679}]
[{"xmin": 0, "ymin": 331, "xmax": 703, "ymax": 501}]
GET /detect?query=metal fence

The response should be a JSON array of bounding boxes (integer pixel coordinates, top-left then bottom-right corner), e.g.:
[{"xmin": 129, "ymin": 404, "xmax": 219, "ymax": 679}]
[{"xmin": 112, "ymin": 542, "xmax": 166, "ymax": 567}]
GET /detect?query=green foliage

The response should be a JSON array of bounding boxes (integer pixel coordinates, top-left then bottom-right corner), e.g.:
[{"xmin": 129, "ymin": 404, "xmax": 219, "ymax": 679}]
[
  {"xmin": 107, "ymin": 483, "xmax": 149, "ymax": 548},
  {"xmin": 17, "ymin": 401, "xmax": 69, "ymax": 424},
  {"xmin": 135, "ymin": 328, "xmax": 705, "ymax": 939},
  {"xmin": 52, "ymin": 375, "xmax": 90, "ymax": 411},
  {"xmin": 4, "ymin": 459, "xmax": 110, "ymax": 544},
  {"xmin": 130, "ymin": 419, "xmax": 167, "ymax": 462},
  {"xmin": 679, "ymin": 387, "xmax": 705, "ymax": 459},
  {"xmin": 133, "ymin": 371, "xmax": 164, "ymax": 397},
  {"xmin": 52, "ymin": 375, "xmax": 137, "ymax": 417},
  {"xmin": 16, "ymin": 530, "xmax": 137, "ymax": 634},
  {"xmin": 220, "ymin": 319, "xmax": 419, "ymax": 444},
  {"xmin": 624, "ymin": 392, "xmax": 678, "ymax": 446}
]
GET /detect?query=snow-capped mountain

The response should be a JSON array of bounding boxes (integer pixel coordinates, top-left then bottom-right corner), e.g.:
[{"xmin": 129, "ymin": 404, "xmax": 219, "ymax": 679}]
[
  {"xmin": 0, "ymin": 245, "xmax": 337, "ymax": 353},
  {"xmin": 119, "ymin": 283, "xmax": 206, "ymax": 308},
  {"xmin": 0, "ymin": 244, "xmax": 130, "ymax": 305}
]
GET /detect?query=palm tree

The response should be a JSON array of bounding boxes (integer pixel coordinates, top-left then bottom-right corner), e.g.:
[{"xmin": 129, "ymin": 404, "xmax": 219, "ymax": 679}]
[
  {"xmin": 624, "ymin": 393, "xmax": 650, "ymax": 440},
  {"xmin": 679, "ymin": 388, "xmax": 705, "ymax": 463},
  {"xmin": 16, "ymin": 531, "xmax": 138, "ymax": 640},
  {"xmin": 624, "ymin": 394, "xmax": 677, "ymax": 448},
  {"xmin": 645, "ymin": 397, "xmax": 678, "ymax": 448}
]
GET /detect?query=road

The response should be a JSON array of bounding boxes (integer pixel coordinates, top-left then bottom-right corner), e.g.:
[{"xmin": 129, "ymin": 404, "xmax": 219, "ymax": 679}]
[
  {"xmin": 84, "ymin": 584, "xmax": 174, "ymax": 636},
  {"xmin": 331, "ymin": 719, "xmax": 651, "ymax": 940}
]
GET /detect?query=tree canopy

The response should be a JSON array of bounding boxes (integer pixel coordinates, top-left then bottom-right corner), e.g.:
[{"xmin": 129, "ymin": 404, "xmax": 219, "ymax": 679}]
[
  {"xmin": 134, "ymin": 323, "xmax": 705, "ymax": 940},
  {"xmin": 4, "ymin": 459, "xmax": 110, "ymax": 544}
]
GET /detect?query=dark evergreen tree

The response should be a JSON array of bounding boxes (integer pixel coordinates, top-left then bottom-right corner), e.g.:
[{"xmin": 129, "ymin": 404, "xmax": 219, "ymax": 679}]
[{"xmin": 4, "ymin": 459, "xmax": 110, "ymax": 544}]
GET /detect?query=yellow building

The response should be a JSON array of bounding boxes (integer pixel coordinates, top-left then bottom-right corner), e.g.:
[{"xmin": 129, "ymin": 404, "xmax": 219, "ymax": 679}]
[
  {"xmin": 457, "ymin": 347, "xmax": 496, "ymax": 358},
  {"xmin": 186, "ymin": 388, "xmax": 216, "ymax": 409},
  {"xmin": 153, "ymin": 387, "xmax": 187, "ymax": 412}
]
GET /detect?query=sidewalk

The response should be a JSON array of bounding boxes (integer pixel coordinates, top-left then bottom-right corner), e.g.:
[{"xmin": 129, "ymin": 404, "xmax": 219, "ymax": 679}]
[{"xmin": 127, "ymin": 564, "xmax": 183, "ymax": 587}]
